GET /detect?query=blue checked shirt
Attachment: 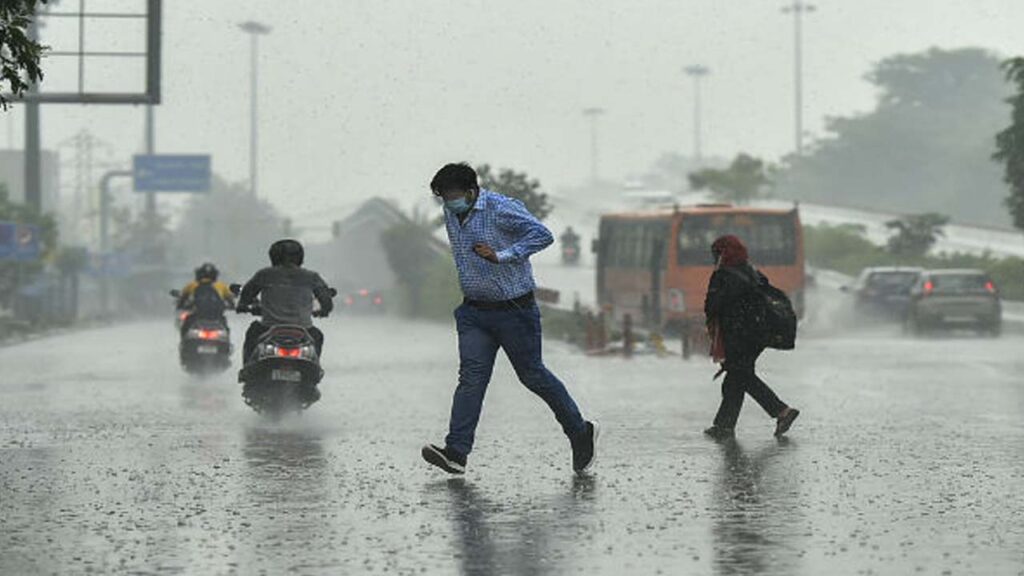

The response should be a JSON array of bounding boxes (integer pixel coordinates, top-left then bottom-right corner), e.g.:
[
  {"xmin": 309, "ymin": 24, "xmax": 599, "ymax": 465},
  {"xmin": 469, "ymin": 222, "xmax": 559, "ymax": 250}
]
[{"xmin": 443, "ymin": 189, "xmax": 553, "ymax": 302}]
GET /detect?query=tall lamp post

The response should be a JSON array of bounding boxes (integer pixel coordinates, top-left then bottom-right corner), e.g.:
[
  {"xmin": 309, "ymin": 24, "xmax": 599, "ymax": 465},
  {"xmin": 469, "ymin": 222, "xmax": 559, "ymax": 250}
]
[
  {"xmin": 238, "ymin": 20, "xmax": 271, "ymax": 198},
  {"xmin": 781, "ymin": 1, "xmax": 814, "ymax": 156},
  {"xmin": 582, "ymin": 107, "xmax": 605, "ymax": 184},
  {"xmin": 683, "ymin": 65, "xmax": 710, "ymax": 164}
]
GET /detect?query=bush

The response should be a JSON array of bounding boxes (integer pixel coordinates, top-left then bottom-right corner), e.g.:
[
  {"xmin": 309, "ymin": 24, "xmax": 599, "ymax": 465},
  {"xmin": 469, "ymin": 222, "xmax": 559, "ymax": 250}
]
[{"xmin": 804, "ymin": 223, "xmax": 1024, "ymax": 300}]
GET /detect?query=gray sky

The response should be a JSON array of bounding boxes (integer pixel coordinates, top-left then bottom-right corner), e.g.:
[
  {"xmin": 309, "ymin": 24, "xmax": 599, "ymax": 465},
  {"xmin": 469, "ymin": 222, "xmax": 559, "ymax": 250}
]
[{"xmin": 12, "ymin": 0, "xmax": 1024, "ymax": 227}]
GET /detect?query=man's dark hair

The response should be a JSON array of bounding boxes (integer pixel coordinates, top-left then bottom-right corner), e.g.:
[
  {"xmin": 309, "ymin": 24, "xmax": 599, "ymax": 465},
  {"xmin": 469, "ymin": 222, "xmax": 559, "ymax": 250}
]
[{"xmin": 430, "ymin": 163, "xmax": 478, "ymax": 196}]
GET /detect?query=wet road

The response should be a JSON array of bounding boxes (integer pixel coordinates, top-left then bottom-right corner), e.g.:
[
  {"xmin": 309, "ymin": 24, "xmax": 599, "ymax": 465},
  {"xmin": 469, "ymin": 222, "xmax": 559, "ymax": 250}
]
[{"xmin": 2, "ymin": 308, "xmax": 1023, "ymax": 575}]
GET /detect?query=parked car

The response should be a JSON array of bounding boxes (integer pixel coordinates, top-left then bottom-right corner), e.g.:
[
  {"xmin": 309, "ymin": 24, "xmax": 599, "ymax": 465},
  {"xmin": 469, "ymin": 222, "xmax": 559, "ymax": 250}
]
[
  {"xmin": 842, "ymin": 266, "xmax": 923, "ymax": 320},
  {"xmin": 905, "ymin": 269, "xmax": 1002, "ymax": 336},
  {"xmin": 340, "ymin": 288, "xmax": 386, "ymax": 314}
]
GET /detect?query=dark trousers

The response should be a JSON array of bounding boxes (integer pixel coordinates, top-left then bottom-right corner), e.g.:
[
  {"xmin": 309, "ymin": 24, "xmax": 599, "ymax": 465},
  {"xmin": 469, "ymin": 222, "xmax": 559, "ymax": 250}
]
[
  {"xmin": 713, "ymin": 346, "xmax": 788, "ymax": 429},
  {"xmin": 445, "ymin": 303, "xmax": 586, "ymax": 457},
  {"xmin": 242, "ymin": 321, "xmax": 324, "ymax": 364}
]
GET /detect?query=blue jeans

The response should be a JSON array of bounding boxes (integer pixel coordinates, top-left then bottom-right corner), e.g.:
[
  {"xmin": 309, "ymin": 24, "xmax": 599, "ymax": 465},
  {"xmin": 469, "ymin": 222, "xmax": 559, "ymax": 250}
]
[{"xmin": 445, "ymin": 303, "xmax": 586, "ymax": 456}]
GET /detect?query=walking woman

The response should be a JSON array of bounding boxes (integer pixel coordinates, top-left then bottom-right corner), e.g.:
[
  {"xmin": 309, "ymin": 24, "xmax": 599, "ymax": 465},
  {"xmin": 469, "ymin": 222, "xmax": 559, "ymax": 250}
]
[{"xmin": 703, "ymin": 235, "xmax": 800, "ymax": 439}]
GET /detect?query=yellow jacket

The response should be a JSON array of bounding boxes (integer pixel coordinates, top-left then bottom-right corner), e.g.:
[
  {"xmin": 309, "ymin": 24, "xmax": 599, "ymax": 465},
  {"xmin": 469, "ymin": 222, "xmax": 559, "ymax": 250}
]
[{"xmin": 179, "ymin": 280, "xmax": 235, "ymax": 306}]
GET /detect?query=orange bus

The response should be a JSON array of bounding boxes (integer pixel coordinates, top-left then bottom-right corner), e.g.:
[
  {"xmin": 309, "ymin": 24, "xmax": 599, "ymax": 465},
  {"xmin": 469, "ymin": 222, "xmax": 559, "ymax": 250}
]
[{"xmin": 593, "ymin": 204, "xmax": 805, "ymax": 357}]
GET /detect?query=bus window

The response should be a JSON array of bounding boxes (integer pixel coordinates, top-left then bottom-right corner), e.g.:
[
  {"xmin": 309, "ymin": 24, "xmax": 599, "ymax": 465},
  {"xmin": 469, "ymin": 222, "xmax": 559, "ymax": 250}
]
[{"xmin": 677, "ymin": 213, "xmax": 797, "ymax": 266}]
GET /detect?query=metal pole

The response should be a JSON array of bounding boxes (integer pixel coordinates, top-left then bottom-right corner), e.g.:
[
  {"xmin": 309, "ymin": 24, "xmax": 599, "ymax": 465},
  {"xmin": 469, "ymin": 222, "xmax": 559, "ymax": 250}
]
[
  {"xmin": 99, "ymin": 170, "xmax": 133, "ymax": 316},
  {"xmin": 145, "ymin": 105, "xmax": 155, "ymax": 214},
  {"xmin": 782, "ymin": 2, "xmax": 814, "ymax": 156},
  {"xmin": 24, "ymin": 19, "xmax": 41, "ymax": 212},
  {"xmin": 684, "ymin": 65, "xmax": 710, "ymax": 163},
  {"xmin": 794, "ymin": 6, "xmax": 803, "ymax": 155},
  {"xmin": 239, "ymin": 21, "xmax": 270, "ymax": 198},
  {"xmin": 582, "ymin": 107, "xmax": 605, "ymax": 184},
  {"xmin": 250, "ymin": 32, "xmax": 258, "ymax": 198}
]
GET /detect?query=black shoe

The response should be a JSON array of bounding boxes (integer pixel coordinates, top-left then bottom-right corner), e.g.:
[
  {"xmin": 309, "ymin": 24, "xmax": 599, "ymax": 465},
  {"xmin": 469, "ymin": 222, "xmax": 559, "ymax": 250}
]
[
  {"xmin": 774, "ymin": 408, "xmax": 800, "ymax": 437},
  {"xmin": 571, "ymin": 421, "xmax": 599, "ymax": 475},
  {"xmin": 421, "ymin": 444, "xmax": 466, "ymax": 475},
  {"xmin": 703, "ymin": 425, "xmax": 735, "ymax": 440}
]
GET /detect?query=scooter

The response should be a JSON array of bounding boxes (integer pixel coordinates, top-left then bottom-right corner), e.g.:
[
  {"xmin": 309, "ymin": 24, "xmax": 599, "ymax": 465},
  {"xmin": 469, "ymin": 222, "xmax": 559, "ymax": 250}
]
[
  {"xmin": 169, "ymin": 289, "xmax": 233, "ymax": 374},
  {"xmin": 230, "ymin": 284, "xmax": 334, "ymax": 417}
]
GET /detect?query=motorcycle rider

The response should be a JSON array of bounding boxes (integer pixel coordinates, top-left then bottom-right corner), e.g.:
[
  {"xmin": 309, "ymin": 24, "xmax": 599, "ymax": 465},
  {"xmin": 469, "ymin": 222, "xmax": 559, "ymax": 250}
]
[
  {"xmin": 177, "ymin": 262, "xmax": 234, "ymax": 335},
  {"xmin": 560, "ymin": 226, "xmax": 581, "ymax": 263},
  {"xmin": 235, "ymin": 239, "xmax": 334, "ymax": 364}
]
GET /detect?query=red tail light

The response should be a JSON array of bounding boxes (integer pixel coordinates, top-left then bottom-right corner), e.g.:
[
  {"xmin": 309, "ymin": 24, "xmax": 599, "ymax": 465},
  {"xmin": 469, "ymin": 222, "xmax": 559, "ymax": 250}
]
[
  {"xmin": 344, "ymin": 296, "xmax": 354, "ymax": 305},
  {"xmin": 178, "ymin": 312, "xmax": 190, "ymax": 322},
  {"xmin": 922, "ymin": 280, "xmax": 934, "ymax": 296},
  {"xmin": 373, "ymin": 296, "xmax": 383, "ymax": 305},
  {"xmin": 985, "ymin": 281, "xmax": 996, "ymax": 294},
  {"xmin": 198, "ymin": 329, "xmax": 223, "ymax": 340},
  {"xmin": 276, "ymin": 347, "xmax": 302, "ymax": 358},
  {"xmin": 358, "ymin": 288, "xmax": 369, "ymax": 296}
]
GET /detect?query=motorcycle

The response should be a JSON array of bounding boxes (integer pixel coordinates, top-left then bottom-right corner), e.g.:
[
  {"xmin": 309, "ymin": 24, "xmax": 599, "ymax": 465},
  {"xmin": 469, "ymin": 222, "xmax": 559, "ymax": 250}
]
[
  {"xmin": 561, "ymin": 242, "xmax": 581, "ymax": 265},
  {"xmin": 169, "ymin": 289, "xmax": 233, "ymax": 374},
  {"xmin": 230, "ymin": 284, "xmax": 334, "ymax": 417}
]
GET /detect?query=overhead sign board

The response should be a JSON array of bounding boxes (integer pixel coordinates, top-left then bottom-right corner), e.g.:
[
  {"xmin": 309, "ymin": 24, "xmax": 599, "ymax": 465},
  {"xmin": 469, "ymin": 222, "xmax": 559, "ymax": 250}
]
[
  {"xmin": 133, "ymin": 154, "xmax": 211, "ymax": 192},
  {"xmin": 0, "ymin": 222, "xmax": 42, "ymax": 261}
]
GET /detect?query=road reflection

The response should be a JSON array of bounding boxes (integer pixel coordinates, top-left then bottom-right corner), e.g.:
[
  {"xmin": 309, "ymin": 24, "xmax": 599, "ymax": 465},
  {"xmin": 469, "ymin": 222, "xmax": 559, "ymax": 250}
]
[
  {"xmin": 430, "ymin": 475, "xmax": 598, "ymax": 576},
  {"xmin": 236, "ymin": 427, "xmax": 330, "ymax": 572},
  {"xmin": 712, "ymin": 438, "xmax": 804, "ymax": 576}
]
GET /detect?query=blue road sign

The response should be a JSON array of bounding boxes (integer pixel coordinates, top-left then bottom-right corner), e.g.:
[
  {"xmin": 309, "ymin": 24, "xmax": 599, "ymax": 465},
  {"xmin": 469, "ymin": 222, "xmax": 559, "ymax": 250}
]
[
  {"xmin": 133, "ymin": 154, "xmax": 211, "ymax": 192},
  {"xmin": 0, "ymin": 221, "xmax": 42, "ymax": 261}
]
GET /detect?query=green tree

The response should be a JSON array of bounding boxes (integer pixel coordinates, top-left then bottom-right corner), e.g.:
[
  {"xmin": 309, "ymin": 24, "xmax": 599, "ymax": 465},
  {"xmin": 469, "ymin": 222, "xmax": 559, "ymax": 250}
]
[
  {"xmin": 170, "ymin": 176, "xmax": 284, "ymax": 279},
  {"xmin": 885, "ymin": 212, "xmax": 950, "ymax": 257},
  {"xmin": 476, "ymin": 164, "xmax": 552, "ymax": 220},
  {"xmin": 993, "ymin": 57, "xmax": 1024, "ymax": 232},
  {"xmin": 775, "ymin": 48, "xmax": 1011, "ymax": 226},
  {"xmin": 688, "ymin": 153, "xmax": 771, "ymax": 205},
  {"xmin": 1, "ymin": 0, "xmax": 48, "ymax": 110}
]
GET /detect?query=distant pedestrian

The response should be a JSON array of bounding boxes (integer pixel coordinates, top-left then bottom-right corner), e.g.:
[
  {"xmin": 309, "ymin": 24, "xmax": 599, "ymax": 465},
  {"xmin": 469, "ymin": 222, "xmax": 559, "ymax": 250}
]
[
  {"xmin": 421, "ymin": 163, "xmax": 598, "ymax": 476},
  {"xmin": 703, "ymin": 235, "xmax": 799, "ymax": 439}
]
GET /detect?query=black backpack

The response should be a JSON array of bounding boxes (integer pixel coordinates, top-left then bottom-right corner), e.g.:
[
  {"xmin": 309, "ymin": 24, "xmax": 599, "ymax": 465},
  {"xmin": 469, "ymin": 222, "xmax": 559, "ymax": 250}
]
[
  {"xmin": 192, "ymin": 282, "xmax": 226, "ymax": 319},
  {"xmin": 723, "ymin": 267, "xmax": 797, "ymax": 350},
  {"xmin": 757, "ymin": 281, "xmax": 797, "ymax": 350}
]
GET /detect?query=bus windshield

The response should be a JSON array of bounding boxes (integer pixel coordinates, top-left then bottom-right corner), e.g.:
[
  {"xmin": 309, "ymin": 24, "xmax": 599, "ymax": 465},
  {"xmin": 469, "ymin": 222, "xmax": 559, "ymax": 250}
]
[{"xmin": 677, "ymin": 212, "xmax": 797, "ymax": 266}]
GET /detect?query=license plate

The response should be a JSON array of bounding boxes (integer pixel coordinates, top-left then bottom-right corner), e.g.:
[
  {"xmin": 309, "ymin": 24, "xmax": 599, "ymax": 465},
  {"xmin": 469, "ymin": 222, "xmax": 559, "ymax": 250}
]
[
  {"xmin": 271, "ymin": 369, "xmax": 302, "ymax": 382},
  {"xmin": 197, "ymin": 345, "xmax": 219, "ymax": 354}
]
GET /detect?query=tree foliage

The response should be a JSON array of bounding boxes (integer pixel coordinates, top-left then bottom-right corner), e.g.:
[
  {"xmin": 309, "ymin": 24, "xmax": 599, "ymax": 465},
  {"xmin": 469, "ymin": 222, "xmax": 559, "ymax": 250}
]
[
  {"xmin": 0, "ymin": 0, "xmax": 47, "ymax": 110},
  {"xmin": 884, "ymin": 212, "xmax": 949, "ymax": 257},
  {"xmin": 476, "ymin": 164, "xmax": 552, "ymax": 220},
  {"xmin": 688, "ymin": 153, "xmax": 771, "ymax": 205},
  {"xmin": 993, "ymin": 57, "xmax": 1024, "ymax": 232},
  {"xmin": 775, "ymin": 48, "xmax": 1011, "ymax": 226},
  {"xmin": 171, "ymin": 176, "xmax": 284, "ymax": 279}
]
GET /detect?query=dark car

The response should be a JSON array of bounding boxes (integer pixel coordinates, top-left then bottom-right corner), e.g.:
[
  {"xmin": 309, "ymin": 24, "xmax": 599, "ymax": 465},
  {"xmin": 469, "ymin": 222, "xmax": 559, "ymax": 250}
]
[
  {"xmin": 905, "ymin": 269, "xmax": 1002, "ymax": 336},
  {"xmin": 842, "ymin": 266, "xmax": 923, "ymax": 320},
  {"xmin": 340, "ymin": 288, "xmax": 386, "ymax": 314}
]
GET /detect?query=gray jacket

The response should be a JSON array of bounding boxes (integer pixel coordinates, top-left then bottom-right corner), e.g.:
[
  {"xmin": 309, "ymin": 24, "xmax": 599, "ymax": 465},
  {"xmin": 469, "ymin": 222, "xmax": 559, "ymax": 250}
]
[{"xmin": 237, "ymin": 265, "xmax": 333, "ymax": 327}]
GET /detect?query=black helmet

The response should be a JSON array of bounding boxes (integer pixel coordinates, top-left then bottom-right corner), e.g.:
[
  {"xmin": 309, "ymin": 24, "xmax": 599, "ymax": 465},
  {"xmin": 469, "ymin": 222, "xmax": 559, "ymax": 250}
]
[
  {"xmin": 195, "ymin": 262, "xmax": 219, "ymax": 281},
  {"xmin": 269, "ymin": 239, "xmax": 304, "ymax": 267}
]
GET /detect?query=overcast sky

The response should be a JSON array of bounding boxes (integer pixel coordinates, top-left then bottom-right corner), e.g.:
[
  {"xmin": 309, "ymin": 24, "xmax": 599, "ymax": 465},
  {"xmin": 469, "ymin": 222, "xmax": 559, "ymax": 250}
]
[{"xmin": 9, "ymin": 0, "xmax": 1024, "ymax": 227}]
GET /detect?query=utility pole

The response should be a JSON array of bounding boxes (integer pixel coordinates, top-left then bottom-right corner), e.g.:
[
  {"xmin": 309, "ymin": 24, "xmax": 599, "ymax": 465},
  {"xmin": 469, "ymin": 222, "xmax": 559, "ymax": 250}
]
[
  {"xmin": 582, "ymin": 107, "xmax": 605, "ymax": 185},
  {"xmin": 144, "ymin": 105, "xmax": 156, "ymax": 215},
  {"xmin": 683, "ymin": 65, "xmax": 710, "ymax": 164},
  {"xmin": 24, "ymin": 18, "xmax": 41, "ymax": 212},
  {"xmin": 238, "ymin": 21, "xmax": 271, "ymax": 198},
  {"xmin": 782, "ymin": 1, "xmax": 815, "ymax": 156}
]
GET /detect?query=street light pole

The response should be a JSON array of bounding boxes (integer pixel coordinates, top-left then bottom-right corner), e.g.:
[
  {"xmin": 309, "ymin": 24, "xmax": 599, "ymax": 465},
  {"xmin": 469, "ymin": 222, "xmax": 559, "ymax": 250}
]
[
  {"xmin": 781, "ymin": 1, "xmax": 814, "ymax": 156},
  {"xmin": 582, "ymin": 107, "xmax": 605, "ymax": 185},
  {"xmin": 684, "ymin": 65, "xmax": 710, "ymax": 164},
  {"xmin": 238, "ymin": 21, "xmax": 271, "ymax": 198}
]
